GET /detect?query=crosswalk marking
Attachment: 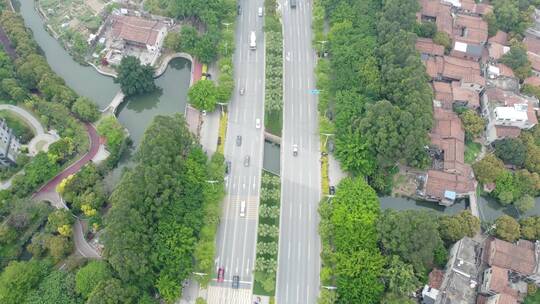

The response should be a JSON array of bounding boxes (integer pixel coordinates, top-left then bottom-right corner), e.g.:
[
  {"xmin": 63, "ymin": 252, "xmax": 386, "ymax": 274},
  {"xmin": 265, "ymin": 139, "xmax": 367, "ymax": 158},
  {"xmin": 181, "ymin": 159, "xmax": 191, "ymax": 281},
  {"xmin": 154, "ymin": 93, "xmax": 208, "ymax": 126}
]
[{"xmin": 207, "ymin": 286, "xmax": 252, "ymax": 304}]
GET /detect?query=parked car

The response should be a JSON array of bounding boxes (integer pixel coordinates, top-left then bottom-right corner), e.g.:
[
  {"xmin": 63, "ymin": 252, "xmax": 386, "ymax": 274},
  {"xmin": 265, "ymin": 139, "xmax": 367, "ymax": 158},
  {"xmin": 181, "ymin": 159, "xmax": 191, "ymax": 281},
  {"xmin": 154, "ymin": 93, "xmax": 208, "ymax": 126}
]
[
  {"xmin": 217, "ymin": 267, "xmax": 225, "ymax": 282},
  {"xmin": 293, "ymin": 144, "xmax": 298, "ymax": 156},
  {"xmin": 329, "ymin": 186, "xmax": 336, "ymax": 195},
  {"xmin": 255, "ymin": 118, "xmax": 261, "ymax": 129},
  {"xmin": 232, "ymin": 275, "xmax": 240, "ymax": 288},
  {"xmin": 236, "ymin": 135, "xmax": 242, "ymax": 146},
  {"xmin": 244, "ymin": 155, "xmax": 250, "ymax": 167}
]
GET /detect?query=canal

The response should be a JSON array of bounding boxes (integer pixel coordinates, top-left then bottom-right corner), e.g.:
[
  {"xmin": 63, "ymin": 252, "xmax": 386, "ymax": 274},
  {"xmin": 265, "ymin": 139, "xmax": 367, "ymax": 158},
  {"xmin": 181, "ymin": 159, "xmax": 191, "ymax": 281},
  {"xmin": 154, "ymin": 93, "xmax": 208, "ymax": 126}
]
[{"xmin": 17, "ymin": 0, "xmax": 191, "ymax": 185}]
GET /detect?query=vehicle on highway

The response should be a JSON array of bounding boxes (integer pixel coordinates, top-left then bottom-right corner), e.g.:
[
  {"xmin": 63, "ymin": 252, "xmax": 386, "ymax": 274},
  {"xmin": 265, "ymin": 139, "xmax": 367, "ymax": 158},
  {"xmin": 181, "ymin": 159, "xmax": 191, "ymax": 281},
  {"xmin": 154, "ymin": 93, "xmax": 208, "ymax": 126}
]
[
  {"xmin": 240, "ymin": 87, "xmax": 245, "ymax": 95},
  {"xmin": 237, "ymin": 5, "xmax": 242, "ymax": 15},
  {"xmin": 244, "ymin": 155, "xmax": 250, "ymax": 167},
  {"xmin": 217, "ymin": 267, "xmax": 225, "ymax": 282},
  {"xmin": 290, "ymin": 0, "xmax": 297, "ymax": 8},
  {"xmin": 258, "ymin": 7, "xmax": 263, "ymax": 17},
  {"xmin": 255, "ymin": 118, "xmax": 261, "ymax": 129},
  {"xmin": 236, "ymin": 135, "xmax": 242, "ymax": 146},
  {"xmin": 232, "ymin": 275, "xmax": 240, "ymax": 289},
  {"xmin": 293, "ymin": 144, "xmax": 298, "ymax": 156},
  {"xmin": 225, "ymin": 161, "xmax": 231, "ymax": 174},
  {"xmin": 240, "ymin": 200, "xmax": 246, "ymax": 217},
  {"xmin": 329, "ymin": 186, "xmax": 336, "ymax": 195},
  {"xmin": 250, "ymin": 31, "xmax": 256, "ymax": 50}
]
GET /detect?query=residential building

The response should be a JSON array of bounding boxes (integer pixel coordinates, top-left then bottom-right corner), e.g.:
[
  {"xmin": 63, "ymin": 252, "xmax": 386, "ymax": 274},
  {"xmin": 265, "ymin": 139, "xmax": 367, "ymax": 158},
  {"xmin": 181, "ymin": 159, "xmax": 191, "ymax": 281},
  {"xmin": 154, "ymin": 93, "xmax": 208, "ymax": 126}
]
[
  {"xmin": 425, "ymin": 56, "xmax": 485, "ymax": 92},
  {"xmin": 481, "ymin": 87, "xmax": 538, "ymax": 143},
  {"xmin": 423, "ymin": 237, "xmax": 539, "ymax": 304},
  {"xmin": 453, "ymin": 14, "xmax": 488, "ymax": 45},
  {"xmin": 110, "ymin": 15, "xmax": 167, "ymax": 53},
  {"xmin": 451, "ymin": 40, "xmax": 483, "ymax": 61},
  {"xmin": 417, "ymin": 38, "xmax": 446, "ymax": 58},
  {"xmin": 422, "ymin": 237, "xmax": 482, "ymax": 304},
  {"xmin": 0, "ymin": 119, "xmax": 20, "ymax": 167}
]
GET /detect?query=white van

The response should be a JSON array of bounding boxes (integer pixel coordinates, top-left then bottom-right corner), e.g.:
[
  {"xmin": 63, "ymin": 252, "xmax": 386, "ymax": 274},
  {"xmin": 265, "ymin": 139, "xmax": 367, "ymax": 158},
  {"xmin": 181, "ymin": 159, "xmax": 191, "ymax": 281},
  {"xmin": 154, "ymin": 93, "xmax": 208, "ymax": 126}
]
[
  {"xmin": 240, "ymin": 200, "xmax": 246, "ymax": 217},
  {"xmin": 258, "ymin": 7, "xmax": 263, "ymax": 17},
  {"xmin": 250, "ymin": 31, "xmax": 256, "ymax": 50}
]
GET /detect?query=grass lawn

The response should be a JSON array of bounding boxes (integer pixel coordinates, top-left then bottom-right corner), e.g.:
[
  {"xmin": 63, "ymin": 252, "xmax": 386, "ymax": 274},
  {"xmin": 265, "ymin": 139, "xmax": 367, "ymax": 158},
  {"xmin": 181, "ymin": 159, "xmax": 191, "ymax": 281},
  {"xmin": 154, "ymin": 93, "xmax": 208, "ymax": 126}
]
[
  {"xmin": 464, "ymin": 140, "xmax": 481, "ymax": 164},
  {"xmin": 524, "ymin": 291, "xmax": 540, "ymax": 304},
  {"xmin": 0, "ymin": 110, "xmax": 35, "ymax": 144},
  {"xmin": 265, "ymin": 110, "xmax": 282, "ymax": 137}
]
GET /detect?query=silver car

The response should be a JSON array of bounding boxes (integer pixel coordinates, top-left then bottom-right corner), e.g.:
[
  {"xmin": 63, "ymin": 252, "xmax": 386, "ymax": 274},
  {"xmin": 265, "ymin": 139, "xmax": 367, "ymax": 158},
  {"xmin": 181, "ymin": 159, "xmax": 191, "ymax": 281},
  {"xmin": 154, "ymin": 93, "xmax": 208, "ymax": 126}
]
[{"xmin": 244, "ymin": 155, "xmax": 250, "ymax": 167}]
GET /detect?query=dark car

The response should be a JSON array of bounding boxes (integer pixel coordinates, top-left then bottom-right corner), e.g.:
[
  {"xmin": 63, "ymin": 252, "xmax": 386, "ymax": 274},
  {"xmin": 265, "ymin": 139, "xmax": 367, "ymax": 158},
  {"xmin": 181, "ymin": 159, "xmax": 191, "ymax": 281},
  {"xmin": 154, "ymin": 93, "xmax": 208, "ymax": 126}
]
[
  {"xmin": 290, "ymin": 0, "xmax": 297, "ymax": 8},
  {"xmin": 237, "ymin": 5, "xmax": 242, "ymax": 15},
  {"xmin": 236, "ymin": 135, "xmax": 242, "ymax": 146},
  {"xmin": 329, "ymin": 186, "xmax": 336, "ymax": 195},
  {"xmin": 217, "ymin": 267, "xmax": 225, "ymax": 282},
  {"xmin": 232, "ymin": 275, "xmax": 240, "ymax": 289},
  {"xmin": 225, "ymin": 161, "xmax": 231, "ymax": 174}
]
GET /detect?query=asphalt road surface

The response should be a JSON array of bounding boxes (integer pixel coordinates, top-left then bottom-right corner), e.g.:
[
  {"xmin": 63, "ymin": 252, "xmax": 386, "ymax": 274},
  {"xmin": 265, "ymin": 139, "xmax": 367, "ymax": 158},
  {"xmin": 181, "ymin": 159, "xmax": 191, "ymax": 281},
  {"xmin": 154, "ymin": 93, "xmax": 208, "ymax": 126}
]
[
  {"xmin": 212, "ymin": 0, "xmax": 266, "ymax": 301},
  {"xmin": 276, "ymin": 0, "xmax": 321, "ymax": 303}
]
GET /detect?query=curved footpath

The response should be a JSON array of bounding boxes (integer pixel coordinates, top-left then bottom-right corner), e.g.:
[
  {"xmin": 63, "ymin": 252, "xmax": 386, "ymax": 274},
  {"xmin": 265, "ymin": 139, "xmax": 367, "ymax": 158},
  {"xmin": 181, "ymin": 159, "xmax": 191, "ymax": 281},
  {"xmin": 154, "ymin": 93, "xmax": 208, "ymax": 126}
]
[
  {"xmin": 0, "ymin": 104, "xmax": 45, "ymax": 134},
  {"xmin": 33, "ymin": 122, "xmax": 101, "ymax": 258}
]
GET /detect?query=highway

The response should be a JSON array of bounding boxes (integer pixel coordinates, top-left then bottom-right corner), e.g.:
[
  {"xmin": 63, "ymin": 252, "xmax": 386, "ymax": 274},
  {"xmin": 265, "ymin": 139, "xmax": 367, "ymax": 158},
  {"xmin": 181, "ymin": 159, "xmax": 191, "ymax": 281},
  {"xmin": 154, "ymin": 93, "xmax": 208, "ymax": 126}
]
[
  {"xmin": 276, "ymin": 0, "xmax": 321, "ymax": 303},
  {"xmin": 210, "ymin": 0, "xmax": 266, "ymax": 302}
]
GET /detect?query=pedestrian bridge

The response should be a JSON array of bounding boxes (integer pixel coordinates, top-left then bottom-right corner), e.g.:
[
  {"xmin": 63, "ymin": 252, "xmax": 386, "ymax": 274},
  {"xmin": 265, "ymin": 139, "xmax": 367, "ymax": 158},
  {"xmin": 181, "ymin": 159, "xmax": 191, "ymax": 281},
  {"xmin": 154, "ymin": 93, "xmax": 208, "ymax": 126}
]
[{"xmin": 101, "ymin": 91, "xmax": 125, "ymax": 116}]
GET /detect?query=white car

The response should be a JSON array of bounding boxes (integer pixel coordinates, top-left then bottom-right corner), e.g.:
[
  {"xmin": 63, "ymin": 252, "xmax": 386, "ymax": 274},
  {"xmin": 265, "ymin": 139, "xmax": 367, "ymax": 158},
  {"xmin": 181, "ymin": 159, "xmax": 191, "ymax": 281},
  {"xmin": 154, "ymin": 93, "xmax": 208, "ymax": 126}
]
[
  {"xmin": 255, "ymin": 118, "xmax": 261, "ymax": 129},
  {"xmin": 293, "ymin": 144, "xmax": 298, "ymax": 156},
  {"xmin": 258, "ymin": 7, "xmax": 263, "ymax": 17},
  {"xmin": 240, "ymin": 87, "xmax": 245, "ymax": 95},
  {"xmin": 240, "ymin": 200, "xmax": 246, "ymax": 217}
]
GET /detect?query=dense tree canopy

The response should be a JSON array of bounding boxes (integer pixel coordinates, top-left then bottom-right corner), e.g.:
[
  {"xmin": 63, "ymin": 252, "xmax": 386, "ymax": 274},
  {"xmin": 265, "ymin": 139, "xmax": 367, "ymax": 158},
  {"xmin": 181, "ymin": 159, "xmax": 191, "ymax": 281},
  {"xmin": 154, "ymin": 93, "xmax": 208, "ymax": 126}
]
[
  {"xmin": 0, "ymin": 260, "xmax": 49, "ymax": 303},
  {"xmin": 439, "ymin": 211, "xmax": 481, "ymax": 243},
  {"xmin": 493, "ymin": 138, "xmax": 527, "ymax": 167},
  {"xmin": 377, "ymin": 210, "xmax": 444, "ymax": 273},
  {"xmin": 319, "ymin": 177, "xmax": 384, "ymax": 303},
  {"xmin": 188, "ymin": 79, "xmax": 219, "ymax": 112},
  {"xmin": 495, "ymin": 215, "xmax": 521, "ymax": 242},
  {"xmin": 25, "ymin": 270, "xmax": 81, "ymax": 304},
  {"xmin": 115, "ymin": 56, "xmax": 157, "ymax": 97},
  {"xmin": 500, "ymin": 45, "xmax": 531, "ymax": 79},
  {"xmin": 103, "ymin": 114, "xmax": 218, "ymax": 302},
  {"xmin": 75, "ymin": 261, "xmax": 113, "ymax": 298}
]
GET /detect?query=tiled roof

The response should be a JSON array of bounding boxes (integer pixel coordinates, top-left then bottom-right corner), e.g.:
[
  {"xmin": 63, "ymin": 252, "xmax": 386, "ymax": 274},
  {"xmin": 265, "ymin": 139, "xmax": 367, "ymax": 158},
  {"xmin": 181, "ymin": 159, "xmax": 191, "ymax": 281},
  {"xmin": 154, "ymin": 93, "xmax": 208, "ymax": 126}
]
[
  {"xmin": 425, "ymin": 169, "xmax": 475, "ymax": 199},
  {"xmin": 111, "ymin": 15, "xmax": 165, "ymax": 46},
  {"xmin": 453, "ymin": 14, "xmax": 488, "ymax": 44},
  {"xmin": 416, "ymin": 38, "xmax": 445, "ymax": 57},
  {"xmin": 488, "ymin": 42, "xmax": 510, "ymax": 60},
  {"xmin": 484, "ymin": 238, "xmax": 537, "ymax": 275},
  {"xmin": 528, "ymin": 51, "xmax": 540, "ymax": 71},
  {"xmin": 524, "ymin": 76, "xmax": 540, "ymax": 86},
  {"xmin": 452, "ymin": 81, "xmax": 480, "ymax": 108},
  {"xmin": 495, "ymin": 126, "xmax": 522, "ymax": 139},
  {"xmin": 460, "ymin": 0, "xmax": 493, "ymax": 15},
  {"xmin": 488, "ymin": 31, "xmax": 509, "ymax": 46},
  {"xmin": 428, "ymin": 269, "xmax": 445, "ymax": 289},
  {"xmin": 433, "ymin": 81, "xmax": 453, "ymax": 105},
  {"xmin": 420, "ymin": 0, "xmax": 442, "ymax": 18},
  {"xmin": 486, "ymin": 266, "xmax": 519, "ymax": 298},
  {"xmin": 437, "ymin": 4, "xmax": 454, "ymax": 35},
  {"xmin": 497, "ymin": 63, "xmax": 515, "ymax": 78},
  {"xmin": 524, "ymin": 34, "xmax": 540, "ymax": 55}
]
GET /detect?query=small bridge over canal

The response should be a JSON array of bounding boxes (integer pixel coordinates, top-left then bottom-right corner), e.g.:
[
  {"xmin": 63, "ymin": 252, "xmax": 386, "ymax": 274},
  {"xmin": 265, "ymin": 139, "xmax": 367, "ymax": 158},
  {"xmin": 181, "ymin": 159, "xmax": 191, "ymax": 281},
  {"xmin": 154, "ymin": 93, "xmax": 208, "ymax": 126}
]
[{"xmin": 101, "ymin": 91, "xmax": 125, "ymax": 116}]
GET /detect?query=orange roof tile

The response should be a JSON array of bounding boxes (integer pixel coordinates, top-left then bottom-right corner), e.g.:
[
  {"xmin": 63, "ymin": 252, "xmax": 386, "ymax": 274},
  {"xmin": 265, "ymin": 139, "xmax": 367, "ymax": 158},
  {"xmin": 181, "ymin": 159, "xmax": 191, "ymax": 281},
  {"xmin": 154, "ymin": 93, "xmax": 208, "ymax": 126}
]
[
  {"xmin": 484, "ymin": 238, "xmax": 537, "ymax": 275},
  {"xmin": 416, "ymin": 38, "xmax": 445, "ymax": 57},
  {"xmin": 488, "ymin": 31, "xmax": 509, "ymax": 46}
]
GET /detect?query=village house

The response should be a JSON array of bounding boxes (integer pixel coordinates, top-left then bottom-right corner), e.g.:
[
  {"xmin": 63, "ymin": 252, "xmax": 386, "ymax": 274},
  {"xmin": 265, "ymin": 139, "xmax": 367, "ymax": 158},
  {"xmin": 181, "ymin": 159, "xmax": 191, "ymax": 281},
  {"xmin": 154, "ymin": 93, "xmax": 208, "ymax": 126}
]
[
  {"xmin": 481, "ymin": 87, "xmax": 539, "ymax": 143},
  {"xmin": 423, "ymin": 237, "xmax": 540, "ymax": 304},
  {"xmin": 102, "ymin": 12, "xmax": 169, "ymax": 66}
]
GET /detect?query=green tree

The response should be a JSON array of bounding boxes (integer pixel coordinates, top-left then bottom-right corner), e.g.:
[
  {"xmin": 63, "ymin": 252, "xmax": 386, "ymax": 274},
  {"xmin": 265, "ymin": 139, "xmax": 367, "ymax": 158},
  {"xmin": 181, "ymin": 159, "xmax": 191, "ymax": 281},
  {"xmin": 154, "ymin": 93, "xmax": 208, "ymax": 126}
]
[
  {"xmin": 75, "ymin": 261, "xmax": 113, "ymax": 298},
  {"xmin": 46, "ymin": 209, "xmax": 74, "ymax": 234},
  {"xmin": 86, "ymin": 279, "xmax": 137, "ymax": 304},
  {"xmin": 494, "ymin": 171, "xmax": 518, "ymax": 205},
  {"xmin": 473, "ymin": 154, "xmax": 506, "ymax": 184},
  {"xmin": 382, "ymin": 256, "xmax": 419, "ymax": 296},
  {"xmin": 439, "ymin": 211, "xmax": 481, "ymax": 243},
  {"xmin": 459, "ymin": 110, "xmax": 485, "ymax": 140},
  {"xmin": 484, "ymin": 12, "xmax": 499, "ymax": 37},
  {"xmin": 381, "ymin": 293, "xmax": 416, "ymax": 304},
  {"xmin": 515, "ymin": 195, "xmax": 535, "ymax": 213},
  {"xmin": 0, "ymin": 260, "xmax": 49, "ymax": 304},
  {"xmin": 25, "ymin": 270, "xmax": 81, "ymax": 304},
  {"xmin": 500, "ymin": 45, "xmax": 532, "ymax": 79},
  {"xmin": 46, "ymin": 235, "xmax": 73, "ymax": 260},
  {"xmin": 495, "ymin": 215, "xmax": 521, "ymax": 242},
  {"xmin": 520, "ymin": 216, "xmax": 540, "ymax": 240},
  {"xmin": 377, "ymin": 210, "xmax": 443, "ymax": 273},
  {"xmin": 414, "ymin": 22, "xmax": 437, "ymax": 38},
  {"xmin": 115, "ymin": 56, "xmax": 157, "ymax": 97},
  {"xmin": 433, "ymin": 31, "xmax": 452, "ymax": 51},
  {"xmin": 188, "ymin": 79, "xmax": 219, "ymax": 112},
  {"xmin": 493, "ymin": 138, "xmax": 527, "ymax": 167},
  {"xmin": 71, "ymin": 96, "xmax": 99, "ymax": 122}
]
